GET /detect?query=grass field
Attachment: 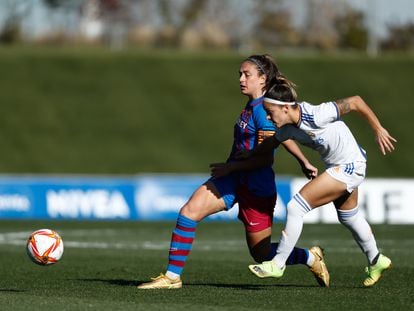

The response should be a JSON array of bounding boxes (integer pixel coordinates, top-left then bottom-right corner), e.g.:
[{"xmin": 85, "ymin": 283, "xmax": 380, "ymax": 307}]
[{"xmin": 0, "ymin": 220, "xmax": 412, "ymax": 310}]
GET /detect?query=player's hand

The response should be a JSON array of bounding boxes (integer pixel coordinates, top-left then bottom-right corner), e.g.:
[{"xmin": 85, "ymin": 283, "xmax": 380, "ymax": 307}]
[
  {"xmin": 375, "ymin": 127, "xmax": 397, "ymax": 155},
  {"xmin": 301, "ymin": 161, "xmax": 318, "ymax": 180},
  {"xmin": 209, "ymin": 162, "xmax": 233, "ymax": 179}
]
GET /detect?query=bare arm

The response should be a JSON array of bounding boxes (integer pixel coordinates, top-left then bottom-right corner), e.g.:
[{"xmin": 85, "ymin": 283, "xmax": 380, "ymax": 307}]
[
  {"xmin": 210, "ymin": 137, "xmax": 318, "ymax": 180},
  {"xmin": 336, "ymin": 96, "xmax": 397, "ymax": 155},
  {"xmin": 281, "ymin": 139, "xmax": 318, "ymax": 179}
]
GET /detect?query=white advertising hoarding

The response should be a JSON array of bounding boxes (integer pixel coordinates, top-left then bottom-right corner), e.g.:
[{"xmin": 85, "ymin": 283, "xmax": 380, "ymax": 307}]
[{"xmin": 291, "ymin": 178, "xmax": 414, "ymax": 224}]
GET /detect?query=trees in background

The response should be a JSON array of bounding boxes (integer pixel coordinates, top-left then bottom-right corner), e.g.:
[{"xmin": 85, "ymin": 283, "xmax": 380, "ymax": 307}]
[
  {"xmin": 0, "ymin": 0, "xmax": 33, "ymax": 43},
  {"xmin": 381, "ymin": 22, "xmax": 414, "ymax": 51},
  {"xmin": 0, "ymin": 0, "xmax": 413, "ymax": 53}
]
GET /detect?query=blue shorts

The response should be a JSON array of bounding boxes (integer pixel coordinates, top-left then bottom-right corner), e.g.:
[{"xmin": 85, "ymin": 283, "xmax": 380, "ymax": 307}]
[{"xmin": 209, "ymin": 174, "xmax": 238, "ymax": 210}]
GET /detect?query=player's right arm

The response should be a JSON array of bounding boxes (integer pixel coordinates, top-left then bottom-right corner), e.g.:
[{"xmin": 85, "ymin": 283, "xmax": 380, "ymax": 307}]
[
  {"xmin": 281, "ymin": 139, "xmax": 318, "ymax": 179},
  {"xmin": 335, "ymin": 96, "xmax": 397, "ymax": 155}
]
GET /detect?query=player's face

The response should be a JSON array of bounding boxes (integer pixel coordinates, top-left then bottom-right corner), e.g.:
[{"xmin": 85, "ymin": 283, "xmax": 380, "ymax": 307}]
[
  {"xmin": 263, "ymin": 102, "xmax": 290, "ymax": 127},
  {"xmin": 239, "ymin": 61, "xmax": 266, "ymax": 98}
]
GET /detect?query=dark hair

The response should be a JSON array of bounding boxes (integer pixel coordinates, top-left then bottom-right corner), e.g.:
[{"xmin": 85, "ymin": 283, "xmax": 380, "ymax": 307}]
[
  {"xmin": 244, "ymin": 54, "xmax": 297, "ymax": 95},
  {"xmin": 265, "ymin": 83, "xmax": 297, "ymax": 102}
]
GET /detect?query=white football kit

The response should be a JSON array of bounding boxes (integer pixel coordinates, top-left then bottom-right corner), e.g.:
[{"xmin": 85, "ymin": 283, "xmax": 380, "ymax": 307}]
[{"xmin": 275, "ymin": 101, "xmax": 367, "ymax": 192}]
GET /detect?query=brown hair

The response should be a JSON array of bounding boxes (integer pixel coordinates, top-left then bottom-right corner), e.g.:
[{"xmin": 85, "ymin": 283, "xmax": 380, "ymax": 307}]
[
  {"xmin": 244, "ymin": 54, "xmax": 297, "ymax": 96},
  {"xmin": 265, "ymin": 83, "xmax": 297, "ymax": 102}
]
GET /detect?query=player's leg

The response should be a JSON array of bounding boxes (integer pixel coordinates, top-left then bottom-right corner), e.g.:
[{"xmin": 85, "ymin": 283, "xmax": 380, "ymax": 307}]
[
  {"xmin": 245, "ymin": 228, "xmax": 329, "ymax": 286},
  {"xmin": 165, "ymin": 181, "xmax": 227, "ymax": 278},
  {"xmin": 245, "ymin": 228, "xmax": 309, "ymax": 263},
  {"xmin": 273, "ymin": 172, "xmax": 347, "ymax": 266},
  {"xmin": 334, "ymin": 189, "xmax": 379, "ymax": 264},
  {"xmin": 238, "ymin": 192, "xmax": 309, "ymax": 264},
  {"xmin": 249, "ymin": 172, "xmax": 345, "ymax": 279},
  {"xmin": 240, "ymin": 189, "xmax": 330, "ymax": 286},
  {"xmin": 137, "ymin": 180, "xmax": 226, "ymax": 289},
  {"xmin": 334, "ymin": 189, "xmax": 391, "ymax": 287}
]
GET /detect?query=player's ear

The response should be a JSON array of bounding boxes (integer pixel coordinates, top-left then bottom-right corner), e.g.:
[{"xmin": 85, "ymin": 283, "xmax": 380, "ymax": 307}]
[{"xmin": 260, "ymin": 74, "xmax": 267, "ymax": 85}]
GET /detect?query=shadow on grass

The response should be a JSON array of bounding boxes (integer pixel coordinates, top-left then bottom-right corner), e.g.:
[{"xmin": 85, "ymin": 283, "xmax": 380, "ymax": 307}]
[
  {"xmin": 191, "ymin": 283, "xmax": 320, "ymax": 290},
  {"xmin": 75, "ymin": 278, "xmax": 137, "ymax": 286},
  {"xmin": 75, "ymin": 278, "xmax": 321, "ymax": 290},
  {"xmin": 0, "ymin": 289, "xmax": 27, "ymax": 292}
]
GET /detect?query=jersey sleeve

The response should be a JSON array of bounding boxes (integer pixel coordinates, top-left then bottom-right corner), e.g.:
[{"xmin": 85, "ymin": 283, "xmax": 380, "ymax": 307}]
[
  {"xmin": 254, "ymin": 104, "xmax": 277, "ymax": 144},
  {"xmin": 274, "ymin": 125, "xmax": 296, "ymax": 142},
  {"xmin": 313, "ymin": 102, "xmax": 340, "ymax": 127}
]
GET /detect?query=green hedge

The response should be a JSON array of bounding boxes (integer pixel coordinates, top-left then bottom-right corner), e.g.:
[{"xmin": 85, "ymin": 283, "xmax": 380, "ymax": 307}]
[{"xmin": 0, "ymin": 48, "xmax": 411, "ymax": 177}]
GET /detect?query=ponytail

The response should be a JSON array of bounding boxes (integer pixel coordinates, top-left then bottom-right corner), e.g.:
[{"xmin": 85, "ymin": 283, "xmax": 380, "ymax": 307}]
[{"xmin": 273, "ymin": 74, "xmax": 297, "ymax": 100}]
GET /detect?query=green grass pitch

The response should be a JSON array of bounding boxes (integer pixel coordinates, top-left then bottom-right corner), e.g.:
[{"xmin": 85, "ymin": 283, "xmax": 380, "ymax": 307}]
[{"xmin": 0, "ymin": 220, "xmax": 412, "ymax": 310}]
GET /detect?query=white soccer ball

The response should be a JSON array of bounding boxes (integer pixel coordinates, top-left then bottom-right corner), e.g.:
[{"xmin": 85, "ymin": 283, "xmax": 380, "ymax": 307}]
[{"xmin": 26, "ymin": 229, "xmax": 64, "ymax": 265}]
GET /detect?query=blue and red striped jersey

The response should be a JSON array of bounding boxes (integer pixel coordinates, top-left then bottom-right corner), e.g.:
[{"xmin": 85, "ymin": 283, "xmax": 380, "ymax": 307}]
[{"xmin": 228, "ymin": 96, "xmax": 277, "ymax": 197}]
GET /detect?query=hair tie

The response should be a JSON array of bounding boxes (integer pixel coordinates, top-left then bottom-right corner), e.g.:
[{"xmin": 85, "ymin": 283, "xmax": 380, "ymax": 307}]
[{"xmin": 247, "ymin": 57, "xmax": 265, "ymax": 74}]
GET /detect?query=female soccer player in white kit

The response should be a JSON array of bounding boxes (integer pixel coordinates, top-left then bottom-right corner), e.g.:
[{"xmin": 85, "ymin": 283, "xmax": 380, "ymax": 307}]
[{"xmin": 247, "ymin": 82, "xmax": 396, "ymax": 287}]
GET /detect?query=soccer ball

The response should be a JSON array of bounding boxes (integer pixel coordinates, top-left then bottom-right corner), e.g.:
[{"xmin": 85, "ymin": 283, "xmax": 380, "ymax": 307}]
[{"xmin": 26, "ymin": 229, "xmax": 64, "ymax": 265}]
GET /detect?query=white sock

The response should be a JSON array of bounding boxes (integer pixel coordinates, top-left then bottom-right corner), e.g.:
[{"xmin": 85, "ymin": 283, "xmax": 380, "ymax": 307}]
[
  {"xmin": 306, "ymin": 250, "xmax": 315, "ymax": 267},
  {"xmin": 273, "ymin": 193, "xmax": 312, "ymax": 269},
  {"xmin": 337, "ymin": 207, "xmax": 379, "ymax": 264},
  {"xmin": 165, "ymin": 271, "xmax": 180, "ymax": 279}
]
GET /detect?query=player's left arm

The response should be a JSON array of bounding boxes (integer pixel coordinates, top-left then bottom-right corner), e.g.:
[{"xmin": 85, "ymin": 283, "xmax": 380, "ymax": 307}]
[{"xmin": 335, "ymin": 95, "xmax": 397, "ymax": 155}]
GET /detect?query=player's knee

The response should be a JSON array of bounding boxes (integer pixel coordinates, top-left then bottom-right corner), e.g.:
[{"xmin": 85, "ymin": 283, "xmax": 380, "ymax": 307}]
[
  {"xmin": 337, "ymin": 207, "xmax": 359, "ymax": 226},
  {"xmin": 180, "ymin": 201, "xmax": 203, "ymax": 221},
  {"xmin": 180, "ymin": 197, "xmax": 218, "ymax": 221},
  {"xmin": 286, "ymin": 199, "xmax": 298, "ymax": 215},
  {"xmin": 286, "ymin": 194, "xmax": 311, "ymax": 218}
]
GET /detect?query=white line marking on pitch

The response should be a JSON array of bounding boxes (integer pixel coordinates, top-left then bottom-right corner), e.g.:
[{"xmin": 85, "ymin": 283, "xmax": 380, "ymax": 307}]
[{"xmin": 0, "ymin": 231, "xmax": 412, "ymax": 253}]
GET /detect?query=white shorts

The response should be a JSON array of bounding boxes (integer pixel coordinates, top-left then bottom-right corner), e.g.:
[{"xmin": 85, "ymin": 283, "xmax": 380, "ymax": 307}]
[{"xmin": 326, "ymin": 162, "xmax": 366, "ymax": 193}]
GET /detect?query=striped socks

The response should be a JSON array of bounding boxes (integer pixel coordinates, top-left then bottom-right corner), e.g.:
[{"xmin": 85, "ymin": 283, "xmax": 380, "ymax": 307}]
[{"xmin": 166, "ymin": 214, "xmax": 197, "ymax": 279}]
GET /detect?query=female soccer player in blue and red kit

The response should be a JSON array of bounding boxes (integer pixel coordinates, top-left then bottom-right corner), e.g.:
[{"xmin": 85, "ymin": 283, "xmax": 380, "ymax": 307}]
[{"xmin": 138, "ymin": 55, "xmax": 330, "ymax": 289}]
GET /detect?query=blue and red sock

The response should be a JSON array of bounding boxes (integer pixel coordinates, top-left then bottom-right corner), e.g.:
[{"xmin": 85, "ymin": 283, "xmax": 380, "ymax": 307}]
[
  {"xmin": 166, "ymin": 214, "xmax": 197, "ymax": 277},
  {"xmin": 269, "ymin": 243, "xmax": 309, "ymax": 265}
]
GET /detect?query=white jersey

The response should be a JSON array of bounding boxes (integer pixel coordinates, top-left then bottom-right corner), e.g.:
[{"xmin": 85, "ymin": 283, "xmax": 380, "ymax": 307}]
[{"xmin": 275, "ymin": 101, "xmax": 367, "ymax": 167}]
